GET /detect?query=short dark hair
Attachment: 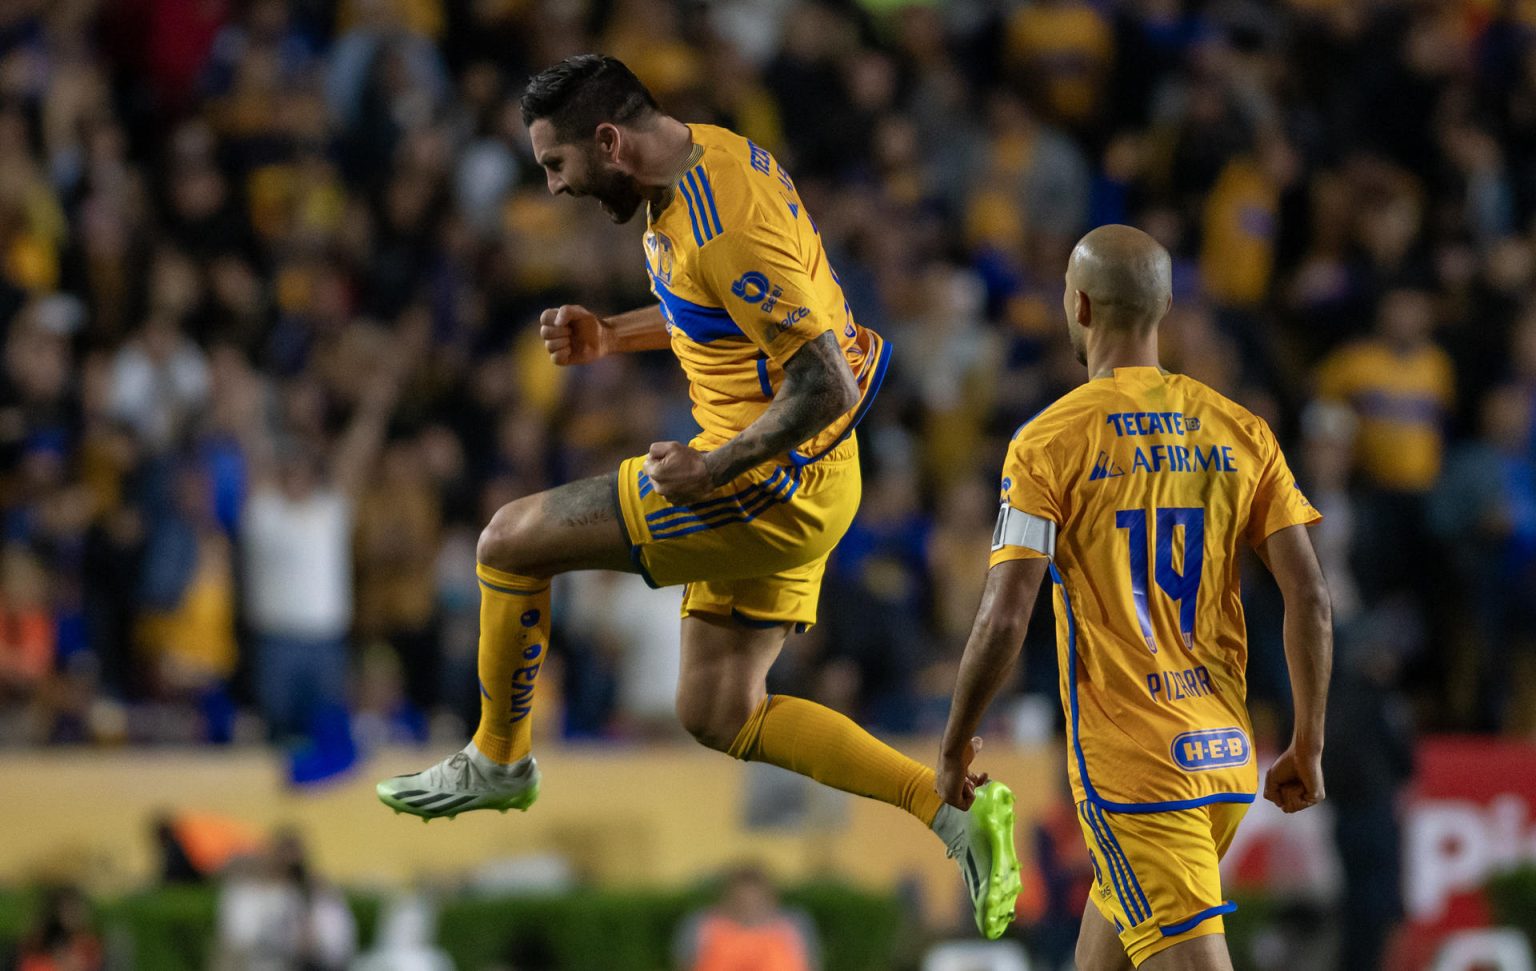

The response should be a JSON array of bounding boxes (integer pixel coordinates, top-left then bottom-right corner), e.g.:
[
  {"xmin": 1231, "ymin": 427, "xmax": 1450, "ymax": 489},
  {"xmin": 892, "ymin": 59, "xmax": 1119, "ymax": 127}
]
[{"xmin": 520, "ymin": 55, "xmax": 659, "ymax": 142}]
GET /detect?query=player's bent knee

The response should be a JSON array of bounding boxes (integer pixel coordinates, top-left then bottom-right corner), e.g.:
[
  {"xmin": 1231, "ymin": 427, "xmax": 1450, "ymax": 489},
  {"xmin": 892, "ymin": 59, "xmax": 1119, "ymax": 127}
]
[
  {"xmin": 675, "ymin": 700, "xmax": 737, "ymax": 752},
  {"xmin": 476, "ymin": 500, "xmax": 547, "ymax": 576},
  {"xmin": 675, "ymin": 689, "xmax": 752, "ymax": 753}
]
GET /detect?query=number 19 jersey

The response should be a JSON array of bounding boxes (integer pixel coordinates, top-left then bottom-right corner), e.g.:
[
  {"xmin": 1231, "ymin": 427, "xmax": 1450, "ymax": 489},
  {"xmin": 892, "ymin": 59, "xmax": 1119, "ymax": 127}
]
[{"xmin": 992, "ymin": 367, "xmax": 1319, "ymax": 811}]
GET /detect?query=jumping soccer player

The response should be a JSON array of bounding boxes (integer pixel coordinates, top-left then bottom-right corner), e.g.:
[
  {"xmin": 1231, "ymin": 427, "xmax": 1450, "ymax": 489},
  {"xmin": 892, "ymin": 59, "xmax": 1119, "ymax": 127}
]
[
  {"xmin": 935, "ymin": 225, "xmax": 1333, "ymax": 968},
  {"xmin": 376, "ymin": 55, "xmax": 1021, "ymax": 939}
]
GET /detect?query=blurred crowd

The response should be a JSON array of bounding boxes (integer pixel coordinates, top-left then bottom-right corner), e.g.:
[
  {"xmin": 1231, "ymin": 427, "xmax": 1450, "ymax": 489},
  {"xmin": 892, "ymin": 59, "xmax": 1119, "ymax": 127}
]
[{"xmin": 0, "ymin": 0, "xmax": 1534, "ymax": 759}]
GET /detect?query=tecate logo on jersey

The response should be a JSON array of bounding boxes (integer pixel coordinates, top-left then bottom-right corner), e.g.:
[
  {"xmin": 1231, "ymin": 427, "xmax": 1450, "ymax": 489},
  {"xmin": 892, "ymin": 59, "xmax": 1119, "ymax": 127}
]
[{"xmin": 1170, "ymin": 728, "xmax": 1251, "ymax": 771}]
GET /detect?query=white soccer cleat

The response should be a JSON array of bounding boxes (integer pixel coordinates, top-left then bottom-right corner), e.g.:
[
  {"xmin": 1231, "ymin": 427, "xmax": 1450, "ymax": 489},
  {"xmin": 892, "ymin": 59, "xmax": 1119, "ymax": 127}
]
[
  {"xmin": 375, "ymin": 744, "xmax": 540, "ymax": 821},
  {"xmin": 944, "ymin": 782, "xmax": 1023, "ymax": 939}
]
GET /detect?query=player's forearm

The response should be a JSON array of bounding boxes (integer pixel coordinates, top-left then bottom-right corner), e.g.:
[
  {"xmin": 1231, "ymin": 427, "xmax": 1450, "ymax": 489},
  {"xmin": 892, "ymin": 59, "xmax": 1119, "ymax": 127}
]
[
  {"xmin": 942, "ymin": 620, "xmax": 1025, "ymax": 758},
  {"xmin": 941, "ymin": 559, "xmax": 1045, "ymax": 757},
  {"xmin": 702, "ymin": 332, "xmax": 856, "ymax": 485},
  {"xmin": 1282, "ymin": 582, "xmax": 1333, "ymax": 753},
  {"xmin": 603, "ymin": 305, "xmax": 672, "ymax": 353}
]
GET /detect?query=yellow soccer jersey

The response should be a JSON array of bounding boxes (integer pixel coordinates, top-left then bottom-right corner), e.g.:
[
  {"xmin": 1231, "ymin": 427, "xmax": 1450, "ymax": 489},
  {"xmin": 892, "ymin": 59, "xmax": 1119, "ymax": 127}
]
[
  {"xmin": 642, "ymin": 124, "xmax": 889, "ymax": 463},
  {"xmin": 991, "ymin": 367, "xmax": 1320, "ymax": 811}
]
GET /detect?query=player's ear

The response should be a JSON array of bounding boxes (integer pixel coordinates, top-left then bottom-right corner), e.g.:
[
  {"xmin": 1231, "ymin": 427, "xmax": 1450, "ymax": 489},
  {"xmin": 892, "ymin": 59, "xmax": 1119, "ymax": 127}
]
[
  {"xmin": 1074, "ymin": 290, "xmax": 1092, "ymax": 328},
  {"xmin": 594, "ymin": 123, "xmax": 621, "ymax": 163}
]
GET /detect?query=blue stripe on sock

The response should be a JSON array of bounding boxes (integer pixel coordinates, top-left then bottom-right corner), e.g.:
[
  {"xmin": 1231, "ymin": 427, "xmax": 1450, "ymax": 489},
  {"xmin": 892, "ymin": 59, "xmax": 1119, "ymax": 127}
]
[{"xmin": 478, "ymin": 577, "xmax": 549, "ymax": 597}]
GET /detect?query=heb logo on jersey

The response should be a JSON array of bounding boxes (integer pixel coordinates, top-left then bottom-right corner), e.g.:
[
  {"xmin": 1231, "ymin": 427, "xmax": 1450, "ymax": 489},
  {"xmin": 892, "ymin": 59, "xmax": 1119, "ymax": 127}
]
[{"xmin": 1171, "ymin": 728, "xmax": 1251, "ymax": 771}]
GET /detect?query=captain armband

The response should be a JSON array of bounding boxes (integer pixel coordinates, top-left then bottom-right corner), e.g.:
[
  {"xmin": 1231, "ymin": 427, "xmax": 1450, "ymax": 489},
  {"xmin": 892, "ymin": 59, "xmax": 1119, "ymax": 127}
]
[{"xmin": 992, "ymin": 503, "xmax": 1057, "ymax": 558}]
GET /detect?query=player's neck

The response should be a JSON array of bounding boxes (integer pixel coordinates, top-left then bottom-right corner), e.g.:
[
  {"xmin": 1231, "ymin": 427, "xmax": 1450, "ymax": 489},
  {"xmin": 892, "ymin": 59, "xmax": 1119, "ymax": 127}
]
[
  {"xmin": 631, "ymin": 116, "xmax": 697, "ymax": 195},
  {"xmin": 1086, "ymin": 335, "xmax": 1162, "ymax": 381}
]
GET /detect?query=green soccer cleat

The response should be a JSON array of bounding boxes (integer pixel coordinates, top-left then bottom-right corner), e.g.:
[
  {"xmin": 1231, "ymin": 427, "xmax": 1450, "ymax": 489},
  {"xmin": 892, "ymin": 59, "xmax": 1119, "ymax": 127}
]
[
  {"xmin": 947, "ymin": 781, "xmax": 1022, "ymax": 940},
  {"xmin": 376, "ymin": 744, "xmax": 541, "ymax": 820}
]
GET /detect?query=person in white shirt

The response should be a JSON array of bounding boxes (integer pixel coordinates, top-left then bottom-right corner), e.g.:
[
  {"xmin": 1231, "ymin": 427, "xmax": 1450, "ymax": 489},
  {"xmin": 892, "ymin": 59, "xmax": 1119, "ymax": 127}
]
[{"xmin": 235, "ymin": 327, "xmax": 411, "ymax": 741}]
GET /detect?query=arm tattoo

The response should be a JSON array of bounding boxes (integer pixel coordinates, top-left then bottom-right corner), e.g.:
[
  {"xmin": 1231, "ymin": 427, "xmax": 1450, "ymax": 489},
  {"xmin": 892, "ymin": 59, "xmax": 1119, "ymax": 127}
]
[{"xmin": 705, "ymin": 331, "xmax": 858, "ymax": 485}]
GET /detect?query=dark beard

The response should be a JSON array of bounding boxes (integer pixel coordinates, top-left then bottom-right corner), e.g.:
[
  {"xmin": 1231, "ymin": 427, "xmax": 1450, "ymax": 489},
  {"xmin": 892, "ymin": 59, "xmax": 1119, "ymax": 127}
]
[{"xmin": 589, "ymin": 167, "xmax": 643, "ymax": 224}]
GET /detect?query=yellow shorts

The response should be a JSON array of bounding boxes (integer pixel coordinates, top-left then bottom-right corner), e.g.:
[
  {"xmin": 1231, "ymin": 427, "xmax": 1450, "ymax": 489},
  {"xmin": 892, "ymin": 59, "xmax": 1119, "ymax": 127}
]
[
  {"xmin": 615, "ymin": 436, "xmax": 860, "ymax": 628},
  {"xmin": 1075, "ymin": 799, "xmax": 1250, "ymax": 966}
]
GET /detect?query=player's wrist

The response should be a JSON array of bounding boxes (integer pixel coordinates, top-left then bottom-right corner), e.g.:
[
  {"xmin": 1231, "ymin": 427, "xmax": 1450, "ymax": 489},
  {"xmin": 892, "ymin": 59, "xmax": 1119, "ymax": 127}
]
[
  {"xmin": 700, "ymin": 449, "xmax": 725, "ymax": 487},
  {"xmin": 1291, "ymin": 732, "xmax": 1324, "ymax": 756},
  {"xmin": 594, "ymin": 315, "xmax": 615, "ymax": 357}
]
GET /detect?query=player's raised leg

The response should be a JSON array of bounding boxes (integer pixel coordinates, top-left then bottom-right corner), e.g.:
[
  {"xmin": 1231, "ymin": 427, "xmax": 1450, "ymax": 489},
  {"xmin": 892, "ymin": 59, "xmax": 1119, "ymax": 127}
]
[
  {"xmin": 377, "ymin": 475, "xmax": 632, "ymax": 819},
  {"xmin": 676, "ymin": 613, "xmax": 1021, "ymax": 939}
]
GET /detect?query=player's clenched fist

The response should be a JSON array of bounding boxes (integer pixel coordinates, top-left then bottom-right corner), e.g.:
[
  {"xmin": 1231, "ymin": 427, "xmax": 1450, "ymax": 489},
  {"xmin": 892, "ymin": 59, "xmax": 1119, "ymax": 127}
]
[
  {"xmin": 644, "ymin": 441, "xmax": 716, "ymax": 504},
  {"xmin": 539, "ymin": 304, "xmax": 609, "ymax": 366},
  {"xmin": 1263, "ymin": 744, "xmax": 1325, "ymax": 814}
]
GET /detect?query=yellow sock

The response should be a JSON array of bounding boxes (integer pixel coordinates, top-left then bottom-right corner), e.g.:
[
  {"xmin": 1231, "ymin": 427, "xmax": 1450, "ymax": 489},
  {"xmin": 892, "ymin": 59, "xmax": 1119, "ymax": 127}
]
[
  {"xmin": 470, "ymin": 562, "xmax": 551, "ymax": 764},
  {"xmin": 728, "ymin": 695, "xmax": 944, "ymax": 825}
]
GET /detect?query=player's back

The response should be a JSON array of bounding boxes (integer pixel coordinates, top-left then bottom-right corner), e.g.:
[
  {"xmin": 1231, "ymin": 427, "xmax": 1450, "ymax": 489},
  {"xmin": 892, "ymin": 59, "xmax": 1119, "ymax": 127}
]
[{"xmin": 995, "ymin": 366, "xmax": 1318, "ymax": 810}]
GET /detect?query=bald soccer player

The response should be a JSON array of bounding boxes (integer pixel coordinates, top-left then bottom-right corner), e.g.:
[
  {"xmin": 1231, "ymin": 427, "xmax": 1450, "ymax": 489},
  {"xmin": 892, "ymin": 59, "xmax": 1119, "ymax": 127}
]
[{"xmin": 934, "ymin": 225, "xmax": 1333, "ymax": 970}]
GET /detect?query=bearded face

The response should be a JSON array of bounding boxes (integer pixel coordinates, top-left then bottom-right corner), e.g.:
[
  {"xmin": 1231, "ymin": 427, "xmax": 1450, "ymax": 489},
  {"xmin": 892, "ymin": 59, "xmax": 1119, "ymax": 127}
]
[
  {"xmin": 579, "ymin": 148, "xmax": 644, "ymax": 224},
  {"xmin": 530, "ymin": 119, "xmax": 644, "ymax": 224}
]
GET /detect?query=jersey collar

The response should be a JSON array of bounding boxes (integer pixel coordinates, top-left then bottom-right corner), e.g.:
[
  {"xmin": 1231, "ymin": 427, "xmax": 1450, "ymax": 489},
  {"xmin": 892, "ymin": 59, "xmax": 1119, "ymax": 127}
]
[{"xmin": 647, "ymin": 137, "xmax": 705, "ymax": 223}]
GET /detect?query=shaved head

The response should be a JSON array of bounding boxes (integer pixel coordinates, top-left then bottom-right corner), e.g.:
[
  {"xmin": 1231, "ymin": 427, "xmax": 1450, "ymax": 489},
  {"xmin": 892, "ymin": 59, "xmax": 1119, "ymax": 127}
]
[{"xmin": 1063, "ymin": 224, "xmax": 1173, "ymax": 365}]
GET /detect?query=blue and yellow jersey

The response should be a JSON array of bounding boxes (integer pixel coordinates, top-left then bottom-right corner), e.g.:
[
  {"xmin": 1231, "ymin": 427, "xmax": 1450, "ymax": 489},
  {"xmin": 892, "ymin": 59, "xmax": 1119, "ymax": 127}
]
[
  {"xmin": 1315, "ymin": 337, "xmax": 1454, "ymax": 492},
  {"xmin": 643, "ymin": 124, "xmax": 889, "ymax": 462},
  {"xmin": 991, "ymin": 367, "xmax": 1320, "ymax": 811}
]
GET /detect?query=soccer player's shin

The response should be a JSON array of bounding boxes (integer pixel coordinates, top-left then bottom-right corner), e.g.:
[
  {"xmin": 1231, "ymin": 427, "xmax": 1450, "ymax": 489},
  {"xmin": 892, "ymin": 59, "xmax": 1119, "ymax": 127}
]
[
  {"xmin": 728, "ymin": 695, "xmax": 944, "ymax": 824},
  {"xmin": 470, "ymin": 562, "xmax": 551, "ymax": 765}
]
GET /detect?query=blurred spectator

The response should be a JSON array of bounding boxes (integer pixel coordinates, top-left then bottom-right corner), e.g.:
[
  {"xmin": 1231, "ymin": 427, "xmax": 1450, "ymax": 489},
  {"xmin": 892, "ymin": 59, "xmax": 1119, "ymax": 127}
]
[
  {"xmin": 1316, "ymin": 287, "xmax": 1454, "ymax": 611},
  {"xmin": 14, "ymin": 885, "xmax": 102, "ymax": 971},
  {"xmin": 1429, "ymin": 385, "xmax": 1536, "ymax": 731},
  {"xmin": 215, "ymin": 829, "xmax": 357, "ymax": 971},
  {"xmin": 134, "ymin": 461, "xmax": 238, "ymax": 742},
  {"xmin": 237, "ymin": 320, "xmax": 415, "ymax": 743},
  {"xmin": 152, "ymin": 810, "xmax": 267, "ymax": 885},
  {"xmin": 1299, "ymin": 401, "xmax": 1363, "ymax": 629},
  {"xmin": 1323, "ymin": 605, "xmax": 1418, "ymax": 971},
  {"xmin": 673, "ymin": 865, "xmax": 820, "ymax": 971},
  {"xmin": 355, "ymin": 432, "xmax": 443, "ymax": 718},
  {"xmin": 350, "ymin": 891, "xmax": 453, "ymax": 971}
]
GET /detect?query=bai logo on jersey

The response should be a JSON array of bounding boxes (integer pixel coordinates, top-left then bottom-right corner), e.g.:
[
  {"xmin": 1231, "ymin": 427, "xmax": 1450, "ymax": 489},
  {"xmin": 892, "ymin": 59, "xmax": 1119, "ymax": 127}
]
[{"xmin": 732, "ymin": 270, "xmax": 789, "ymax": 315}]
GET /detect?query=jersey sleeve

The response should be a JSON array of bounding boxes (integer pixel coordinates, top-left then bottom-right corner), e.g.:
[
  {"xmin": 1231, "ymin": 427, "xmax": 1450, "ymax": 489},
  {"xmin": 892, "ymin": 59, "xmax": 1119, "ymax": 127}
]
[
  {"xmin": 694, "ymin": 203, "xmax": 836, "ymax": 365},
  {"xmin": 990, "ymin": 422, "xmax": 1066, "ymax": 567},
  {"xmin": 1246, "ymin": 419, "xmax": 1322, "ymax": 547}
]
